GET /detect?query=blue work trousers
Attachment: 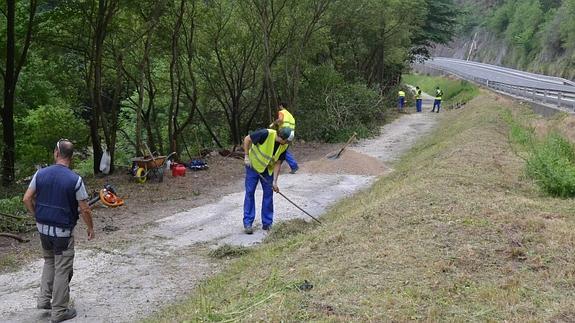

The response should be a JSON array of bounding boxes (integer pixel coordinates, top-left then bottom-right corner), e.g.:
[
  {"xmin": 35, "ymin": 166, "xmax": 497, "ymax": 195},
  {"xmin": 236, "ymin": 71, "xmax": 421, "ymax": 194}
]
[
  {"xmin": 432, "ymin": 99, "xmax": 441, "ymax": 112},
  {"xmin": 398, "ymin": 97, "xmax": 405, "ymax": 111},
  {"xmin": 285, "ymin": 150, "xmax": 298, "ymax": 171},
  {"xmin": 416, "ymin": 99, "xmax": 422, "ymax": 112},
  {"xmin": 243, "ymin": 166, "xmax": 274, "ymax": 228}
]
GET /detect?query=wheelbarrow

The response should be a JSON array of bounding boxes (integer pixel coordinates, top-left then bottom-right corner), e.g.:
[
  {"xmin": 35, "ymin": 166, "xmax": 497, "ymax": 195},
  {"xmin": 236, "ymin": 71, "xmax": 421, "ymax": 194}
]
[{"xmin": 131, "ymin": 152, "xmax": 176, "ymax": 183}]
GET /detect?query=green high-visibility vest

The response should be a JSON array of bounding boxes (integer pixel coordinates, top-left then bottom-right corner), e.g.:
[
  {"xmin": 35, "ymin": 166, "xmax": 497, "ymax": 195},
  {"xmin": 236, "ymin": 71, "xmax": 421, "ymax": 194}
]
[
  {"xmin": 398, "ymin": 91, "xmax": 406, "ymax": 97},
  {"xmin": 279, "ymin": 109, "xmax": 296, "ymax": 130},
  {"xmin": 415, "ymin": 89, "xmax": 422, "ymax": 99},
  {"xmin": 249, "ymin": 129, "xmax": 289, "ymax": 175}
]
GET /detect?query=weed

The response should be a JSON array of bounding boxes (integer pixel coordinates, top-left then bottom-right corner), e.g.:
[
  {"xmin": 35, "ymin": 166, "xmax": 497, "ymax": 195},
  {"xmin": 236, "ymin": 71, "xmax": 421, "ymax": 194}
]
[
  {"xmin": 526, "ymin": 133, "xmax": 575, "ymax": 197},
  {"xmin": 264, "ymin": 218, "xmax": 314, "ymax": 243},
  {"xmin": 0, "ymin": 254, "xmax": 19, "ymax": 272},
  {"xmin": 208, "ymin": 244, "xmax": 251, "ymax": 259}
]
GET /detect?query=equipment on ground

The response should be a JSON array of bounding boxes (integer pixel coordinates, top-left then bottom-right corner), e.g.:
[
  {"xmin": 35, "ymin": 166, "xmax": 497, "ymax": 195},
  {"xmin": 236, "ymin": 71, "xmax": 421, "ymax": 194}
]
[
  {"xmin": 256, "ymin": 172, "xmax": 322, "ymax": 225},
  {"xmin": 327, "ymin": 132, "xmax": 357, "ymax": 160},
  {"xmin": 131, "ymin": 151, "xmax": 176, "ymax": 183},
  {"xmin": 88, "ymin": 184, "xmax": 124, "ymax": 208}
]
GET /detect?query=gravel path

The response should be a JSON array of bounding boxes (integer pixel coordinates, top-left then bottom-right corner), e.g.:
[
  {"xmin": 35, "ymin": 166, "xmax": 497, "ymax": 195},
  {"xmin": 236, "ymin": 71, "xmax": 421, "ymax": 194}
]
[{"xmin": 0, "ymin": 108, "xmax": 440, "ymax": 322}]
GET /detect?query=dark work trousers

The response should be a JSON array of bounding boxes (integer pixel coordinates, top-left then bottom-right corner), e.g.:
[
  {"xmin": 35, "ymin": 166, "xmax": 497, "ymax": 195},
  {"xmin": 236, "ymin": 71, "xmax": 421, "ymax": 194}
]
[
  {"xmin": 39, "ymin": 234, "xmax": 75, "ymax": 321},
  {"xmin": 398, "ymin": 97, "xmax": 405, "ymax": 111},
  {"xmin": 432, "ymin": 99, "xmax": 441, "ymax": 112},
  {"xmin": 416, "ymin": 99, "xmax": 423, "ymax": 112}
]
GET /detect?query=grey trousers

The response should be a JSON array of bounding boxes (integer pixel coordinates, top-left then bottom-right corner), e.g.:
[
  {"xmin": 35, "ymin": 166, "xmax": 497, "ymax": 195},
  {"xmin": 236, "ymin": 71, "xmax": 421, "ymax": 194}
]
[{"xmin": 39, "ymin": 234, "xmax": 75, "ymax": 320}]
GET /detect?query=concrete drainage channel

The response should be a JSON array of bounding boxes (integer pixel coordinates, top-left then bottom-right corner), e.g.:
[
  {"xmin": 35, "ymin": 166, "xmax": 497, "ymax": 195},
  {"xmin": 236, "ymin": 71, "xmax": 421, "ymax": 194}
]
[{"xmin": 0, "ymin": 111, "xmax": 439, "ymax": 322}]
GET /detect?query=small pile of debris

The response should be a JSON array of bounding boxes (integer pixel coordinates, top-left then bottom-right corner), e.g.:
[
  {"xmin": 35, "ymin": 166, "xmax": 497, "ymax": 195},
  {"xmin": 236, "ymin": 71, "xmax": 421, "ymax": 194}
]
[{"xmin": 299, "ymin": 149, "xmax": 385, "ymax": 176}]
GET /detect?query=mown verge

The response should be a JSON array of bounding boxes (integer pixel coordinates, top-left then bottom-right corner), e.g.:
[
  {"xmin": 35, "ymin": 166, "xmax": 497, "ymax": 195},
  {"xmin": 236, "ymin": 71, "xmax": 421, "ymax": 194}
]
[{"xmin": 148, "ymin": 90, "xmax": 575, "ymax": 321}]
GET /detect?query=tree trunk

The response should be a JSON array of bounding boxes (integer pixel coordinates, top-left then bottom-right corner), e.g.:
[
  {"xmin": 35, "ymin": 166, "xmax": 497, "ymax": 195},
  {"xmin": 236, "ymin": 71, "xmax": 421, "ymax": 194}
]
[
  {"xmin": 2, "ymin": 0, "xmax": 37, "ymax": 186},
  {"xmin": 2, "ymin": 0, "xmax": 16, "ymax": 186}
]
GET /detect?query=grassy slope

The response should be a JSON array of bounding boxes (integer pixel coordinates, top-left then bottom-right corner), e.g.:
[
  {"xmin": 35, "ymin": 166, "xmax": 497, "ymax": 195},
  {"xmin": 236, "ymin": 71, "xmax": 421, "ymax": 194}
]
[
  {"xmin": 403, "ymin": 74, "xmax": 479, "ymax": 104},
  {"xmin": 149, "ymin": 90, "xmax": 575, "ymax": 322}
]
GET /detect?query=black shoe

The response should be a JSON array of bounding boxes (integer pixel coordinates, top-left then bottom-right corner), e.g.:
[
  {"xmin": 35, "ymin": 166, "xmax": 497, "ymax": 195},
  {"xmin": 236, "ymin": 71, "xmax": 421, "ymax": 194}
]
[
  {"xmin": 244, "ymin": 226, "xmax": 253, "ymax": 234},
  {"xmin": 290, "ymin": 167, "xmax": 299, "ymax": 174},
  {"xmin": 51, "ymin": 308, "xmax": 77, "ymax": 323},
  {"xmin": 262, "ymin": 225, "xmax": 271, "ymax": 231},
  {"xmin": 37, "ymin": 303, "xmax": 51, "ymax": 310}
]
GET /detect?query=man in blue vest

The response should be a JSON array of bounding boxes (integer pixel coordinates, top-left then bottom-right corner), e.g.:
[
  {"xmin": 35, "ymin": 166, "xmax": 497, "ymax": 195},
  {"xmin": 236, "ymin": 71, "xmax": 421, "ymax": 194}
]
[
  {"xmin": 242, "ymin": 127, "xmax": 293, "ymax": 234},
  {"xmin": 23, "ymin": 139, "xmax": 94, "ymax": 323}
]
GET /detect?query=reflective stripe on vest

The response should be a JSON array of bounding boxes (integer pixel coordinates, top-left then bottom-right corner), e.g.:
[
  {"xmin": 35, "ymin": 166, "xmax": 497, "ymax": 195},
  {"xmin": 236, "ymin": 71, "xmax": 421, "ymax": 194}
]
[
  {"xmin": 279, "ymin": 109, "xmax": 296, "ymax": 130},
  {"xmin": 435, "ymin": 89, "xmax": 443, "ymax": 100},
  {"xmin": 248, "ymin": 129, "xmax": 288, "ymax": 175}
]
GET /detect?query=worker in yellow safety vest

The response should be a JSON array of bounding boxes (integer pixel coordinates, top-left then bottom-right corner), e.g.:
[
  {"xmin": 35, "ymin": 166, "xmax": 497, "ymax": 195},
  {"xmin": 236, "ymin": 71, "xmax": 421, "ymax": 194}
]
[
  {"xmin": 271, "ymin": 102, "xmax": 298, "ymax": 173},
  {"xmin": 242, "ymin": 127, "xmax": 294, "ymax": 234},
  {"xmin": 398, "ymin": 90, "xmax": 406, "ymax": 112},
  {"xmin": 415, "ymin": 86, "xmax": 422, "ymax": 112},
  {"xmin": 432, "ymin": 87, "xmax": 443, "ymax": 113}
]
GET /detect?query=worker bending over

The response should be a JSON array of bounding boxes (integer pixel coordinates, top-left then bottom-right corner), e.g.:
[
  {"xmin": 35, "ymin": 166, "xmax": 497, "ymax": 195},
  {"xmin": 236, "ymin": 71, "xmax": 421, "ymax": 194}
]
[
  {"xmin": 398, "ymin": 90, "xmax": 406, "ymax": 112},
  {"xmin": 243, "ymin": 127, "xmax": 294, "ymax": 234},
  {"xmin": 271, "ymin": 102, "xmax": 299, "ymax": 174}
]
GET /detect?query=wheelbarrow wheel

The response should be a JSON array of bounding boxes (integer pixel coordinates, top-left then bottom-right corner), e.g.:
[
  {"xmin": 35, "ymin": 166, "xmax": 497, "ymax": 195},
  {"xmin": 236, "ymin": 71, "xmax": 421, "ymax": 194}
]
[{"xmin": 135, "ymin": 167, "xmax": 147, "ymax": 183}]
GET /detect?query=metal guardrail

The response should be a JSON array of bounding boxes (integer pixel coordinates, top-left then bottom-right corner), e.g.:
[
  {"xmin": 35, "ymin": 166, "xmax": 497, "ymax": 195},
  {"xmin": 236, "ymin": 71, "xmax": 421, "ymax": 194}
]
[{"xmin": 417, "ymin": 63, "xmax": 575, "ymax": 112}]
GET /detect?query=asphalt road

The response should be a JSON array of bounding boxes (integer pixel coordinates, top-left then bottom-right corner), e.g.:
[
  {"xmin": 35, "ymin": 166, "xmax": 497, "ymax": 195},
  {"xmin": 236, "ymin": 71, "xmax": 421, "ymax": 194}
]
[{"xmin": 426, "ymin": 57, "xmax": 575, "ymax": 93}]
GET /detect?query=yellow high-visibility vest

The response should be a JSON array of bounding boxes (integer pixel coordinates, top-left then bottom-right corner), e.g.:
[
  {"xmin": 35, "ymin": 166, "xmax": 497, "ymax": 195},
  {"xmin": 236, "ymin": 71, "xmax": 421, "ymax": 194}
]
[
  {"xmin": 249, "ymin": 129, "xmax": 288, "ymax": 175},
  {"xmin": 435, "ymin": 89, "xmax": 443, "ymax": 100},
  {"xmin": 415, "ymin": 89, "xmax": 422, "ymax": 99},
  {"xmin": 398, "ymin": 91, "xmax": 406, "ymax": 97},
  {"xmin": 279, "ymin": 109, "xmax": 296, "ymax": 130}
]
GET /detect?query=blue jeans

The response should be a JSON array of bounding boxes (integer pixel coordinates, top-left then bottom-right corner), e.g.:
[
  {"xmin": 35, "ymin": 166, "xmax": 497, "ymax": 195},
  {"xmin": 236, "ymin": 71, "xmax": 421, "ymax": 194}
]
[
  {"xmin": 243, "ymin": 166, "xmax": 274, "ymax": 228},
  {"xmin": 432, "ymin": 99, "xmax": 441, "ymax": 112},
  {"xmin": 285, "ymin": 150, "xmax": 298, "ymax": 171},
  {"xmin": 398, "ymin": 97, "xmax": 405, "ymax": 111},
  {"xmin": 416, "ymin": 99, "xmax": 422, "ymax": 112}
]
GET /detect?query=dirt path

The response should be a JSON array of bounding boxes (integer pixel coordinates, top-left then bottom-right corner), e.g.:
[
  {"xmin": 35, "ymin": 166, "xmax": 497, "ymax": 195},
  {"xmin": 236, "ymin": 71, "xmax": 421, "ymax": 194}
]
[{"xmin": 0, "ymin": 110, "xmax": 439, "ymax": 322}]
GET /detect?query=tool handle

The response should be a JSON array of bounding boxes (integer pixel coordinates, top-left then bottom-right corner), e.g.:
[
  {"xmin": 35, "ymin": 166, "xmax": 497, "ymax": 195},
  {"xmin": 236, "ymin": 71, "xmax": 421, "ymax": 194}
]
[
  {"xmin": 256, "ymin": 172, "xmax": 322, "ymax": 225},
  {"xmin": 335, "ymin": 132, "xmax": 357, "ymax": 158},
  {"xmin": 276, "ymin": 191, "xmax": 322, "ymax": 224}
]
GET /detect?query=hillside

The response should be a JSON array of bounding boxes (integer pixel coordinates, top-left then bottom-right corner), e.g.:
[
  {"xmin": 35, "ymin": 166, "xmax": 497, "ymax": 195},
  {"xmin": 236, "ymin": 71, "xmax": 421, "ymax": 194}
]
[
  {"xmin": 436, "ymin": 0, "xmax": 575, "ymax": 80},
  {"xmin": 148, "ymin": 91, "xmax": 575, "ymax": 321}
]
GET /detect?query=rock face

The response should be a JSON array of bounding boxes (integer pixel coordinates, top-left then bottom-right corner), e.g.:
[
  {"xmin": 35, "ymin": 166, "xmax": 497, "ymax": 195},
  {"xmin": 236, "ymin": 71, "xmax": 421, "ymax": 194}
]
[{"xmin": 433, "ymin": 28, "xmax": 575, "ymax": 81}]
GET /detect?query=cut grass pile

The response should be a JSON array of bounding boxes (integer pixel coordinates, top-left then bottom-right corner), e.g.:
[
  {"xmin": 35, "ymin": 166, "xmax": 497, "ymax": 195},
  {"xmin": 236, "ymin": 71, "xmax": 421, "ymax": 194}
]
[
  {"xmin": 148, "ymin": 90, "xmax": 575, "ymax": 321},
  {"xmin": 403, "ymin": 73, "xmax": 479, "ymax": 104}
]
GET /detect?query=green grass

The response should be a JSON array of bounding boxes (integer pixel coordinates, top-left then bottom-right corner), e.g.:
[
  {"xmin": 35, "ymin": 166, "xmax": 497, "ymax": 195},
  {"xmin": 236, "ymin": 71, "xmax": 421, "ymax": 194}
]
[
  {"xmin": 147, "ymin": 92, "xmax": 575, "ymax": 321},
  {"xmin": 209, "ymin": 245, "xmax": 251, "ymax": 259},
  {"xmin": 403, "ymin": 73, "xmax": 479, "ymax": 104},
  {"xmin": 502, "ymin": 109, "xmax": 575, "ymax": 197}
]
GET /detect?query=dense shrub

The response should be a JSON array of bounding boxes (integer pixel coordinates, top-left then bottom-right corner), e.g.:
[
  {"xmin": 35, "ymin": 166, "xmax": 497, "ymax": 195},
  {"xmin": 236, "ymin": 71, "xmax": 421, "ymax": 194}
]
[
  {"xmin": 297, "ymin": 66, "xmax": 385, "ymax": 142},
  {"xmin": 526, "ymin": 133, "xmax": 575, "ymax": 198},
  {"xmin": 0, "ymin": 196, "xmax": 31, "ymax": 233},
  {"xmin": 16, "ymin": 104, "xmax": 89, "ymax": 176}
]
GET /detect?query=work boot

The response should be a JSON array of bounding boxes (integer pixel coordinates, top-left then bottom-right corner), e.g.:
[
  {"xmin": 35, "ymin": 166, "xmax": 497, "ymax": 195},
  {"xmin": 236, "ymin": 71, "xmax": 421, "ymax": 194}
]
[
  {"xmin": 244, "ymin": 226, "xmax": 253, "ymax": 234},
  {"xmin": 262, "ymin": 225, "xmax": 271, "ymax": 231},
  {"xmin": 290, "ymin": 167, "xmax": 299, "ymax": 174},
  {"xmin": 51, "ymin": 308, "xmax": 77, "ymax": 323}
]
